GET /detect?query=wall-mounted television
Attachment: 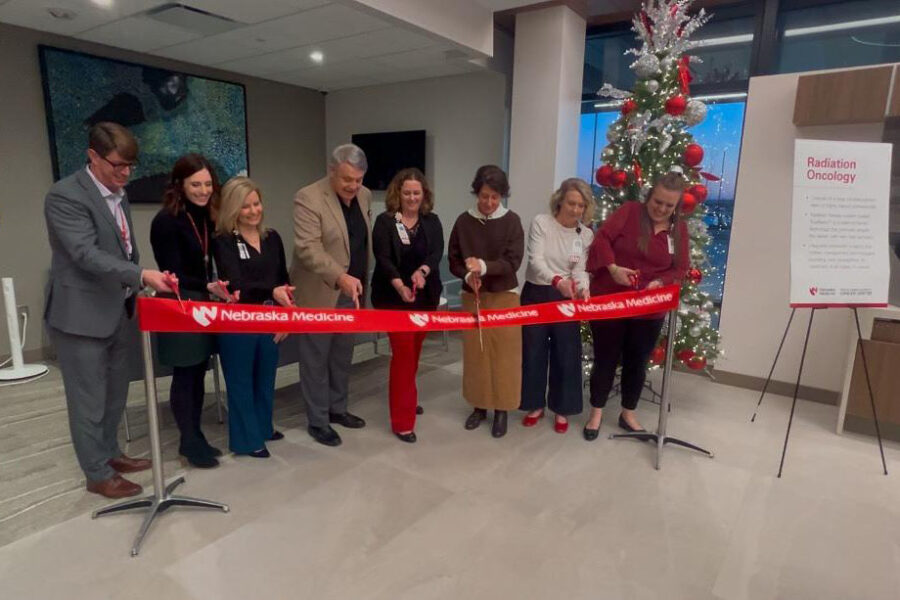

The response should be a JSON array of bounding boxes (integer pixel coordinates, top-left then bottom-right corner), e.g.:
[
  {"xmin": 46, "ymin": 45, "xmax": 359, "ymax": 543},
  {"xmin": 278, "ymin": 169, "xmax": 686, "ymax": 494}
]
[{"xmin": 350, "ymin": 129, "xmax": 425, "ymax": 191}]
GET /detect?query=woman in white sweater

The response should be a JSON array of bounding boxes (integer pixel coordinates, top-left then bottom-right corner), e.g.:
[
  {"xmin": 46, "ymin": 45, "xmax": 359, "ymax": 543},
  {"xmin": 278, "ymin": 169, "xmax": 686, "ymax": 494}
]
[{"xmin": 519, "ymin": 178, "xmax": 595, "ymax": 434}]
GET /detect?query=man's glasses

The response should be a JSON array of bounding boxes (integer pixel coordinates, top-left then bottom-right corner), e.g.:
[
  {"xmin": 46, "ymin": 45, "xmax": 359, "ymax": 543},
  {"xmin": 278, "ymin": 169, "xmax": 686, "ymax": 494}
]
[{"xmin": 99, "ymin": 154, "xmax": 138, "ymax": 173}]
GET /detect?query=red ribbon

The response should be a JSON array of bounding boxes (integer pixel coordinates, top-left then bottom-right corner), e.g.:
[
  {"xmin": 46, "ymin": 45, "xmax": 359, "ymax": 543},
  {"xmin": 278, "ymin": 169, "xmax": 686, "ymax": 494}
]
[
  {"xmin": 678, "ymin": 56, "xmax": 692, "ymax": 95},
  {"xmin": 633, "ymin": 161, "xmax": 643, "ymax": 187},
  {"xmin": 137, "ymin": 286, "xmax": 681, "ymax": 334}
]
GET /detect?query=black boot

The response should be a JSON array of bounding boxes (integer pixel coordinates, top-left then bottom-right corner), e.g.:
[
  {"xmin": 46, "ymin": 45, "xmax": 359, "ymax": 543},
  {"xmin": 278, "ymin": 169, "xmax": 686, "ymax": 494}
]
[
  {"xmin": 179, "ymin": 438, "xmax": 219, "ymax": 469},
  {"xmin": 491, "ymin": 410, "xmax": 508, "ymax": 438},
  {"xmin": 465, "ymin": 408, "xmax": 488, "ymax": 430}
]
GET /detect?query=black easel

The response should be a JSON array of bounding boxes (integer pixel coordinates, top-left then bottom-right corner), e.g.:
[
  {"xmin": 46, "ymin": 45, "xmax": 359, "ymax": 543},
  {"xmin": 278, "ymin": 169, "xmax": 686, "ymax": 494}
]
[{"xmin": 751, "ymin": 307, "xmax": 888, "ymax": 477}]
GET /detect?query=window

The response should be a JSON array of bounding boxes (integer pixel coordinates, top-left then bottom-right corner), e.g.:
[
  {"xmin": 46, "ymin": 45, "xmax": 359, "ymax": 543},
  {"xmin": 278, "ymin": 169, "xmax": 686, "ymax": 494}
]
[{"xmin": 776, "ymin": 0, "xmax": 900, "ymax": 74}]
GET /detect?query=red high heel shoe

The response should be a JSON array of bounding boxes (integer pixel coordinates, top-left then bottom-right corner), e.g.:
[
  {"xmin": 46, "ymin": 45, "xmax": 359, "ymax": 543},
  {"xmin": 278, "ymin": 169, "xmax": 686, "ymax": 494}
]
[
  {"xmin": 554, "ymin": 416, "xmax": 569, "ymax": 434},
  {"xmin": 522, "ymin": 410, "xmax": 545, "ymax": 427}
]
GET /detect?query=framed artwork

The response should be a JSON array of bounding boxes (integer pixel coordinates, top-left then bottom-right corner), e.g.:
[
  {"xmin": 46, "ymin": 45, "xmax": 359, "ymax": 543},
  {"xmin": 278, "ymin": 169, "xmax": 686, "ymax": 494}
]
[{"xmin": 38, "ymin": 45, "xmax": 249, "ymax": 203}]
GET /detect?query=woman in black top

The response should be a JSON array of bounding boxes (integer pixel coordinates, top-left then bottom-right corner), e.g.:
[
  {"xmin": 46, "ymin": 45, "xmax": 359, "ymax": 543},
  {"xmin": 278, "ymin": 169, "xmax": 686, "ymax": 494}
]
[
  {"xmin": 150, "ymin": 154, "xmax": 227, "ymax": 468},
  {"xmin": 212, "ymin": 176, "xmax": 293, "ymax": 458},
  {"xmin": 371, "ymin": 168, "xmax": 443, "ymax": 443}
]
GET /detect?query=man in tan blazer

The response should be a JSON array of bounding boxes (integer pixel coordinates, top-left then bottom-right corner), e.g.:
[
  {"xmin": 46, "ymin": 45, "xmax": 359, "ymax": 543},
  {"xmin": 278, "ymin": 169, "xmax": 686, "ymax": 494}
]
[{"xmin": 291, "ymin": 144, "xmax": 372, "ymax": 446}]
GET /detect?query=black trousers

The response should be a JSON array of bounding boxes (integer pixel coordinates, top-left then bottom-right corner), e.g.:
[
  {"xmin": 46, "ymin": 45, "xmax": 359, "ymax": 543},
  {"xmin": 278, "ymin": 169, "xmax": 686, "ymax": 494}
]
[
  {"xmin": 169, "ymin": 361, "xmax": 208, "ymax": 451},
  {"xmin": 589, "ymin": 317, "xmax": 664, "ymax": 410},
  {"xmin": 520, "ymin": 283, "xmax": 583, "ymax": 416}
]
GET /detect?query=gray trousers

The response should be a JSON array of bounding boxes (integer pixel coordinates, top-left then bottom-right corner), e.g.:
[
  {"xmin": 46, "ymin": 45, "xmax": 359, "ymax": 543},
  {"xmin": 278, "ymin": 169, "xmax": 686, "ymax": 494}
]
[
  {"xmin": 48, "ymin": 311, "xmax": 132, "ymax": 482},
  {"xmin": 297, "ymin": 294, "xmax": 356, "ymax": 428}
]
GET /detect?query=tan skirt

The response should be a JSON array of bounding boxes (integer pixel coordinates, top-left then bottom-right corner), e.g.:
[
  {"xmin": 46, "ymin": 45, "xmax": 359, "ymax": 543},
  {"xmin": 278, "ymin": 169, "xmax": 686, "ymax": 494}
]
[{"xmin": 461, "ymin": 291, "xmax": 522, "ymax": 410}]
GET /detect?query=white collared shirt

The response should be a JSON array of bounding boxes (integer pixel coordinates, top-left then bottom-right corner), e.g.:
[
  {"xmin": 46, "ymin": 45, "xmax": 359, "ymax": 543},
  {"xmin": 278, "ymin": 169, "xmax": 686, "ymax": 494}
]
[{"xmin": 86, "ymin": 166, "xmax": 132, "ymax": 256}]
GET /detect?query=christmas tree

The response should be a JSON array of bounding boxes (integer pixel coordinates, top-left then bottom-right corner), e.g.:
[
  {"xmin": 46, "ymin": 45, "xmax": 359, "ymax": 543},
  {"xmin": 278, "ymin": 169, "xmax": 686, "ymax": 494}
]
[{"xmin": 593, "ymin": 0, "xmax": 721, "ymax": 371}]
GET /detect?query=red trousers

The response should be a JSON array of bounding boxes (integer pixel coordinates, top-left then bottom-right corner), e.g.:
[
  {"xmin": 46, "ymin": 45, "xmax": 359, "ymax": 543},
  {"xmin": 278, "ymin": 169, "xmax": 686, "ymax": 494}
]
[{"xmin": 387, "ymin": 331, "xmax": 426, "ymax": 433}]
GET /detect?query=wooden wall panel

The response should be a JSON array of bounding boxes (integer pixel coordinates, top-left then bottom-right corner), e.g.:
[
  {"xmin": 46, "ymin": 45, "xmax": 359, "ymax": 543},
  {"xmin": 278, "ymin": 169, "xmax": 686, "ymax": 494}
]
[{"xmin": 793, "ymin": 66, "xmax": 893, "ymax": 126}]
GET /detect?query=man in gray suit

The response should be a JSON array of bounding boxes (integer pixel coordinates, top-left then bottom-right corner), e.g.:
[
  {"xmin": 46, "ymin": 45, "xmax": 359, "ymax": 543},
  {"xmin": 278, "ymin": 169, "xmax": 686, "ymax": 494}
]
[
  {"xmin": 291, "ymin": 144, "xmax": 372, "ymax": 446},
  {"xmin": 44, "ymin": 122, "xmax": 173, "ymax": 499}
]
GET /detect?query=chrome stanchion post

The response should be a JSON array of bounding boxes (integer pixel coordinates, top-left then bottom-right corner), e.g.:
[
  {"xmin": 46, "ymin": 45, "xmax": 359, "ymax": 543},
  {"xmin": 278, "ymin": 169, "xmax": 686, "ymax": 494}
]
[
  {"xmin": 93, "ymin": 329, "xmax": 229, "ymax": 557},
  {"xmin": 610, "ymin": 308, "xmax": 714, "ymax": 468}
]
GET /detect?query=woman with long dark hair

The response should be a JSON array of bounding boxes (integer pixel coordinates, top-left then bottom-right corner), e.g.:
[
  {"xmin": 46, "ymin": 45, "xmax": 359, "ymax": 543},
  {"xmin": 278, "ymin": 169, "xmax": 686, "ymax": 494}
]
[
  {"xmin": 583, "ymin": 172, "xmax": 690, "ymax": 440},
  {"xmin": 150, "ymin": 154, "xmax": 226, "ymax": 468}
]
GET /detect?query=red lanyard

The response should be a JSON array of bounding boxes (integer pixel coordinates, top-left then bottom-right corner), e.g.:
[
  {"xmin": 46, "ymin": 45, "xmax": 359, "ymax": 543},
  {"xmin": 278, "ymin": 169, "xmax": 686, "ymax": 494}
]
[{"xmin": 185, "ymin": 212, "xmax": 209, "ymax": 266}]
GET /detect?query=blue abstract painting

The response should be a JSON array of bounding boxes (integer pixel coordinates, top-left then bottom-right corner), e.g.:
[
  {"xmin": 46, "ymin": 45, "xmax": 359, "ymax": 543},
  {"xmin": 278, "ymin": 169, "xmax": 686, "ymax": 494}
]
[{"xmin": 39, "ymin": 45, "xmax": 248, "ymax": 203}]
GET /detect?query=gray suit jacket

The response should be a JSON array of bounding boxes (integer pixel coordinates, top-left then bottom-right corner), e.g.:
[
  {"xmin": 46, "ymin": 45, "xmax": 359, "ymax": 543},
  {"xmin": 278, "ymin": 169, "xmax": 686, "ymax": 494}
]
[{"xmin": 44, "ymin": 168, "xmax": 143, "ymax": 338}]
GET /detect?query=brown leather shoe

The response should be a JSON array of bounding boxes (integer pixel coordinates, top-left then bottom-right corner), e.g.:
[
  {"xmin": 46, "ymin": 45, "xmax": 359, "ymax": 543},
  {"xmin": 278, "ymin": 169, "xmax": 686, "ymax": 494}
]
[
  {"xmin": 108, "ymin": 455, "xmax": 151, "ymax": 473},
  {"xmin": 86, "ymin": 475, "xmax": 143, "ymax": 499}
]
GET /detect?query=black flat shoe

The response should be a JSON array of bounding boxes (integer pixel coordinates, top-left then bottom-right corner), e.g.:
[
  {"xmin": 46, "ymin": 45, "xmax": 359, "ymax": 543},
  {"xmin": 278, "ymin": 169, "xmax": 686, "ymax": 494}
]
[
  {"xmin": 464, "ymin": 408, "xmax": 487, "ymax": 430},
  {"xmin": 618, "ymin": 414, "xmax": 646, "ymax": 433},
  {"xmin": 308, "ymin": 425, "xmax": 342, "ymax": 447},
  {"xmin": 247, "ymin": 447, "xmax": 270, "ymax": 458},
  {"xmin": 491, "ymin": 410, "xmax": 508, "ymax": 438},
  {"xmin": 583, "ymin": 414, "xmax": 603, "ymax": 441},
  {"xmin": 269, "ymin": 430, "xmax": 285, "ymax": 441},
  {"xmin": 395, "ymin": 432, "xmax": 417, "ymax": 443},
  {"xmin": 329, "ymin": 412, "xmax": 366, "ymax": 429},
  {"xmin": 416, "ymin": 405, "xmax": 424, "ymax": 415}
]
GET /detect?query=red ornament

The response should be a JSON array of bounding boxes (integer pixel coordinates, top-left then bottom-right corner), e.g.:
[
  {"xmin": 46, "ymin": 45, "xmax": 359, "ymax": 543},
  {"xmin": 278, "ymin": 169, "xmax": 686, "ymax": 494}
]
[
  {"xmin": 665, "ymin": 95, "xmax": 687, "ymax": 116},
  {"xmin": 611, "ymin": 170, "xmax": 628, "ymax": 188},
  {"xmin": 680, "ymin": 192, "xmax": 697, "ymax": 215},
  {"xmin": 683, "ymin": 143, "xmax": 704, "ymax": 167},
  {"xmin": 621, "ymin": 99, "xmax": 637, "ymax": 115},
  {"xmin": 699, "ymin": 171, "xmax": 721, "ymax": 181},
  {"xmin": 676, "ymin": 349, "xmax": 695, "ymax": 362},
  {"xmin": 650, "ymin": 345, "xmax": 666, "ymax": 365},
  {"xmin": 595, "ymin": 165, "xmax": 614, "ymax": 186},
  {"xmin": 688, "ymin": 184, "xmax": 708, "ymax": 202},
  {"xmin": 687, "ymin": 268, "xmax": 702, "ymax": 284},
  {"xmin": 687, "ymin": 356, "xmax": 707, "ymax": 371},
  {"xmin": 633, "ymin": 161, "xmax": 643, "ymax": 187}
]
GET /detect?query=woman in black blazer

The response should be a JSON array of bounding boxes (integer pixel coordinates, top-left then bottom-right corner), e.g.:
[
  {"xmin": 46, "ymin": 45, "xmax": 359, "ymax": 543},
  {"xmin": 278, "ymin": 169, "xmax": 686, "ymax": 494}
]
[
  {"xmin": 371, "ymin": 168, "xmax": 444, "ymax": 443},
  {"xmin": 150, "ymin": 154, "xmax": 225, "ymax": 469}
]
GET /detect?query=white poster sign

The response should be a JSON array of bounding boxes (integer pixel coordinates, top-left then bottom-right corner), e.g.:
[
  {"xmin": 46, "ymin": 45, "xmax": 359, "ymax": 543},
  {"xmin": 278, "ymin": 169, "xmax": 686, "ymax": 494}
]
[{"xmin": 790, "ymin": 139, "xmax": 892, "ymax": 307}]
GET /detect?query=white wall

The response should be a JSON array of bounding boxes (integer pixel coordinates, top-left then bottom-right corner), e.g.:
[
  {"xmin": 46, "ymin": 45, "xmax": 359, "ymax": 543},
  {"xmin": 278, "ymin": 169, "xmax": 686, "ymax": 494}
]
[
  {"xmin": 0, "ymin": 23, "xmax": 325, "ymax": 357},
  {"xmin": 325, "ymin": 71, "xmax": 510, "ymax": 239},
  {"xmin": 506, "ymin": 5, "xmax": 585, "ymax": 250},
  {"xmin": 718, "ymin": 69, "xmax": 888, "ymax": 393}
]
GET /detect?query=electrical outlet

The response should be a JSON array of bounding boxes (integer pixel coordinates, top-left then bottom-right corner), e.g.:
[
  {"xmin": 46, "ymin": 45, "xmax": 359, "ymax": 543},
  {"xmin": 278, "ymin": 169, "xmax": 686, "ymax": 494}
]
[{"xmin": 17, "ymin": 305, "xmax": 29, "ymax": 319}]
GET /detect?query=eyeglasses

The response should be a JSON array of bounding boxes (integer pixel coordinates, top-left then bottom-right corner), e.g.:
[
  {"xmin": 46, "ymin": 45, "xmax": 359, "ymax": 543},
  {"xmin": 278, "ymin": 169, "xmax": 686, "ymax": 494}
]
[{"xmin": 99, "ymin": 153, "xmax": 138, "ymax": 173}]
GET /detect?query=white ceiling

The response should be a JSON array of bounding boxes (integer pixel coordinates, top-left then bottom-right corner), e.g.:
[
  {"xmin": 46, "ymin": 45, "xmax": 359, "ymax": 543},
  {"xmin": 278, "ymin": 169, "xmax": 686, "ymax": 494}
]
[{"xmin": 0, "ymin": 0, "xmax": 498, "ymax": 90}]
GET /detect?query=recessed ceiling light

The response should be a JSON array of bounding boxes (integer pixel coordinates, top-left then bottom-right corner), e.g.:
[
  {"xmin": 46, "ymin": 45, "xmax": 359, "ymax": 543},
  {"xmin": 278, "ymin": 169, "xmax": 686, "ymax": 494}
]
[
  {"xmin": 47, "ymin": 7, "xmax": 77, "ymax": 20},
  {"xmin": 91, "ymin": 0, "xmax": 114, "ymax": 8},
  {"xmin": 310, "ymin": 51, "xmax": 324, "ymax": 64}
]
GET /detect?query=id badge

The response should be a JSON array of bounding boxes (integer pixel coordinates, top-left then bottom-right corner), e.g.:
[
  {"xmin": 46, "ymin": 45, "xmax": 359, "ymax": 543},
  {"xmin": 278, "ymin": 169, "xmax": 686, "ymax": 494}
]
[
  {"xmin": 667, "ymin": 236, "xmax": 675, "ymax": 255},
  {"xmin": 237, "ymin": 240, "xmax": 250, "ymax": 260},
  {"xmin": 569, "ymin": 236, "xmax": 584, "ymax": 265},
  {"xmin": 396, "ymin": 222, "xmax": 411, "ymax": 245}
]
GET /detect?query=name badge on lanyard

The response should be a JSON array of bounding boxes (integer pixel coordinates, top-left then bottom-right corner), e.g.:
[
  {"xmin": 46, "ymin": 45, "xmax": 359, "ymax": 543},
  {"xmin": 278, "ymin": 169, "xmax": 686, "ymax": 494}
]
[
  {"xmin": 667, "ymin": 235, "xmax": 675, "ymax": 255},
  {"xmin": 395, "ymin": 219, "xmax": 411, "ymax": 245},
  {"xmin": 237, "ymin": 240, "xmax": 251, "ymax": 260},
  {"xmin": 568, "ymin": 235, "xmax": 583, "ymax": 265}
]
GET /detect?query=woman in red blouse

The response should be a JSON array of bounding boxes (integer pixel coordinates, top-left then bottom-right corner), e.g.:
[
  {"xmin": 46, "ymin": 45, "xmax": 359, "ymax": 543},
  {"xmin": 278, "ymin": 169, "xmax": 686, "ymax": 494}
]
[{"xmin": 583, "ymin": 173, "xmax": 690, "ymax": 441}]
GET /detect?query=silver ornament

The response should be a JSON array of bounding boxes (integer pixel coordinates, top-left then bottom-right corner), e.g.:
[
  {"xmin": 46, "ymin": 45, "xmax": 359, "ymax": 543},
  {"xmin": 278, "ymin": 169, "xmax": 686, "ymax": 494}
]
[
  {"xmin": 632, "ymin": 54, "xmax": 660, "ymax": 78},
  {"xmin": 646, "ymin": 79, "xmax": 659, "ymax": 93},
  {"xmin": 702, "ymin": 300, "xmax": 715, "ymax": 311},
  {"xmin": 661, "ymin": 55, "xmax": 676, "ymax": 69},
  {"xmin": 683, "ymin": 100, "xmax": 707, "ymax": 126},
  {"xmin": 601, "ymin": 146, "xmax": 616, "ymax": 161},
  {"xmin": 606, "ymin": 129, "xmax": 620, "ymax": 143},
  {"xmin": 690, "ymin": 326, "xmax": 702, "ymax": 337}
]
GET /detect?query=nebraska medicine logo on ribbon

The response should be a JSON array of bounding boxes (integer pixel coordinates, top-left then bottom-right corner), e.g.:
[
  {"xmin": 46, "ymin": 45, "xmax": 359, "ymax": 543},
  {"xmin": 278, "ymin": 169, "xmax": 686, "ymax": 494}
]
[{"xmin": 138, "ymin": 286, "xmax": 680, "ymax": 335}]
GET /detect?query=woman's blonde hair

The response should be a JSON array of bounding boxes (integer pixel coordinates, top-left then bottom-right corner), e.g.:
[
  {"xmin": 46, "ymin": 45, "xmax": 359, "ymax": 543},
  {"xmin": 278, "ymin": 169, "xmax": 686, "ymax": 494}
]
[
  {"xmin": 549, "ymin": 178, "xmax": 595, "ymax": 223},
  {"xmin": 216, "ymin": 176, "xmax": 267, "ymax": 238},
  {"xmin": 385, "ymin": 168, "xmax": 434, "ymax": 215}
]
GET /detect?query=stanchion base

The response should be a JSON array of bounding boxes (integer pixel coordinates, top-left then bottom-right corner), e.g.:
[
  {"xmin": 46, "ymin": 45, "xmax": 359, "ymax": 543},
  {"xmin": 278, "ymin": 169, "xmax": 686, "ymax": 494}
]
[
  {"xmin": 92, "ymin": 476, "xmax": 229, "ymax": 557},
  {"xmin": 609, "ymin": 432, "xmax": 715, "ymax": 461}
]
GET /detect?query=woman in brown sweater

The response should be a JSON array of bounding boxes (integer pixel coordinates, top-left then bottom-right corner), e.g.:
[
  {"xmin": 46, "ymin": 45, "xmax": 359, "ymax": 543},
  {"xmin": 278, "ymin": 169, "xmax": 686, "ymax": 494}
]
[{"xmin": 448, "ymin": 165, "xmax": 525, "ymax": 437}]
